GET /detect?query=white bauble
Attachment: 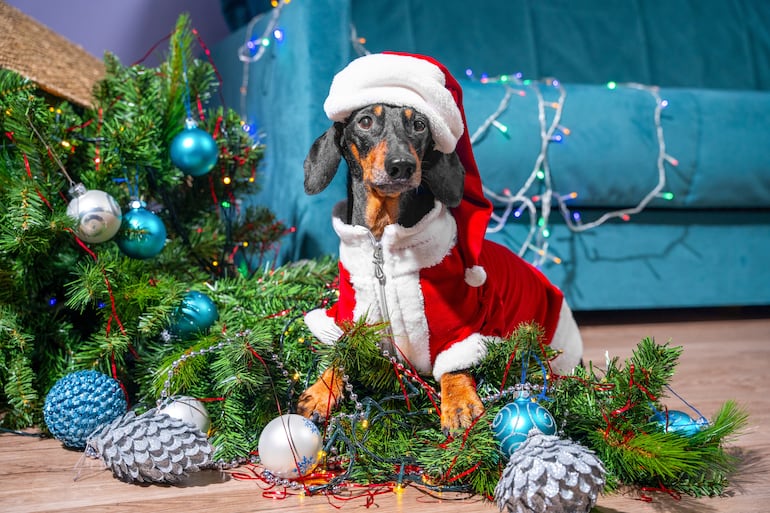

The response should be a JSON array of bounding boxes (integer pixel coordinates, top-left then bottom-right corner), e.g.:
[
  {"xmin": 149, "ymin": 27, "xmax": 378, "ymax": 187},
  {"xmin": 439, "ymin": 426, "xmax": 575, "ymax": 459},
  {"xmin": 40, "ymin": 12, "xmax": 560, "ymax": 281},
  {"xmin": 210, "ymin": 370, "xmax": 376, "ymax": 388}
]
[
  {"xmin": 258, "ymin": 414, "xmax": 323, "ymax": 478},
  {"xmin": 158, "ymin": 396, "xmax": 211, "ymax": 435}
]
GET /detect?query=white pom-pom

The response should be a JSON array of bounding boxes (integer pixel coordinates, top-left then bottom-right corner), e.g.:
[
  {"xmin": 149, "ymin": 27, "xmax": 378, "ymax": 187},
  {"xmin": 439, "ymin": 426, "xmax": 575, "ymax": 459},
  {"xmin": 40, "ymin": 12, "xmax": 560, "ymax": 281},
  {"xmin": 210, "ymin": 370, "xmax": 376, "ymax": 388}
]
[{"xmin": 464, "ymin": 265, "xmax": 487, "ymax": 287}]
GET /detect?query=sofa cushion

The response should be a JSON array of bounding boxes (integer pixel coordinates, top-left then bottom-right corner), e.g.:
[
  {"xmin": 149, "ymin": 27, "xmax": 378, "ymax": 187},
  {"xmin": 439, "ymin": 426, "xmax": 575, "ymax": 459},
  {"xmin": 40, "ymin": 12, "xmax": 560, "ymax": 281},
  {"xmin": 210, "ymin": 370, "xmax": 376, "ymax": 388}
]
[{"xmin": 463, "ymin": 80, "xmax": 770, "ymax": 209}]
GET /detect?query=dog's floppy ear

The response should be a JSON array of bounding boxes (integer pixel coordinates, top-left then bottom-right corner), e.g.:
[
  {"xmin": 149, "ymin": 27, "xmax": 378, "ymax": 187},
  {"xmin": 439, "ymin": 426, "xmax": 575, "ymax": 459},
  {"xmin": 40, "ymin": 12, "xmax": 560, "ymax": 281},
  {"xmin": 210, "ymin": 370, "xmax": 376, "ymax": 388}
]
[
  {"xmin": 304, "ymin": 122, "xmax": 344, "ymax": 195},
  {"xmin": 422, "ymin": 149, "xmax": 466, "ymax": 208}
]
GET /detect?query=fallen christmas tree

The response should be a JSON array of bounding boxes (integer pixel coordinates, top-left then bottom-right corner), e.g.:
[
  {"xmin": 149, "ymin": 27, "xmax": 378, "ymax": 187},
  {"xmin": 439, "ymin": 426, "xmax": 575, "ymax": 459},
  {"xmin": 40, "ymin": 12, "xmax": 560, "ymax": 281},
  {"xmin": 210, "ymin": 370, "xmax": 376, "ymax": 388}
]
[{"xmin": 147, "ymin": 261, "xmax": 746, "ymax": 506}]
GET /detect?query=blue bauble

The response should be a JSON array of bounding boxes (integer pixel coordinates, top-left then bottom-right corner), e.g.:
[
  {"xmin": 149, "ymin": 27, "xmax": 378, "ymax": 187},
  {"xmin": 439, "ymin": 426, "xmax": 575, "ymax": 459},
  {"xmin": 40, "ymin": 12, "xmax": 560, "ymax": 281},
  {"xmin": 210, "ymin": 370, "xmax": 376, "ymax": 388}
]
[
  {"xmin": 171, "ymin": 290, "xmax": 219, "ymax": 338},
  {"xmin": 116, "ymin": 204, "xmax": 167, "ymax": 259},
  {"xmin": 651, "ymin": 409, "xmax": 706, "ymax": 437},
  {"xmin": 43, "ymin": 370, "xmax": 127, "ymax": 449},
  {"xmin": 492, "ymin": 395, "xmax": 557, "ymax": 457},
  {"xmin": 169, "ymin": 121, "xmax": 218, "ymax": 177}
]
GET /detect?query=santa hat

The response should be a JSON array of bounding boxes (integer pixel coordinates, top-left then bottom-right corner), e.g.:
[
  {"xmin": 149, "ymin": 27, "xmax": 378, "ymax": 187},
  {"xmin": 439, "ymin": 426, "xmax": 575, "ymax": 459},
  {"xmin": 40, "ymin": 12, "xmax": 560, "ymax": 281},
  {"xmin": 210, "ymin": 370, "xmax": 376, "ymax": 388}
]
[{"xmin": 324, "ymin": 52, "xmax": 493, "ymax": 287}]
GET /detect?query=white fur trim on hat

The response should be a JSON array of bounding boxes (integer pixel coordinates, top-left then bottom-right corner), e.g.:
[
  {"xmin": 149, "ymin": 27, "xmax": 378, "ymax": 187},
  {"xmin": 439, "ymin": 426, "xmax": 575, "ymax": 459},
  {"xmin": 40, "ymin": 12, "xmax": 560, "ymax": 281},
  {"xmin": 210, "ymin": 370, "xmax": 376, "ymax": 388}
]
[{"xmin": 323, "ymin": 53, "xmax": 464, "ymax": 153}]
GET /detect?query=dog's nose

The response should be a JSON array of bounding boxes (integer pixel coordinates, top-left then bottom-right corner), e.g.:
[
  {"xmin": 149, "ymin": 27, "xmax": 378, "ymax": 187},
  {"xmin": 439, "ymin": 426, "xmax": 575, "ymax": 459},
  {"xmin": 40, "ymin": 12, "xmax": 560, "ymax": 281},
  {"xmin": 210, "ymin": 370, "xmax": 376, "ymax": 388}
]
[{"xmin": 386, "ymin": 157, "xmax": 415, "ymax": 180}]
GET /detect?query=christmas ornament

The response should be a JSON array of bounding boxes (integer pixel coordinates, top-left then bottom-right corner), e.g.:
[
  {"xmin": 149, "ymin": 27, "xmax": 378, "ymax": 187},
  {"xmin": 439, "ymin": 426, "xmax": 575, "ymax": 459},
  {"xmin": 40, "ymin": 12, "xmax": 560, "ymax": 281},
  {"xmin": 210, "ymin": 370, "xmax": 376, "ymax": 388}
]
[
  {"xmin": 170, "ymin": 290, "xmax": 219, "ymax": 338},
  {"xmin": 494, "ymin": 434, "xmax": 606, "ymax": 513},
  {"xmin": 258, "ymin": 414, "xmax": 323, "ymax": 478},
  {"xmin": 651, "ymin": 409, "xmax": 707, "ymax": 437},
  {"xmin": 492, "ymin": 394, "xmax": 557, "ymax": 457},
  {"xmin": 43, "ymin": 370, "xmax": 127, "ymax": 449},
  {"xmin": 158, "ymin": 396, "xmax": 211, "ymax": 435},
  {"xmin": 170, "ymin": 118, "xmax": 219, "ymax": 176},
  {"xmin": 86, "ymin": 408, "xmax": 214, "ymax": 484},
  {"xmin": 66, "ymin": 183, "xmax": 122, "ymax": 243},
  {"xmin": 115, "ymin": 201, "xmax": 167, "ymax": 259}
]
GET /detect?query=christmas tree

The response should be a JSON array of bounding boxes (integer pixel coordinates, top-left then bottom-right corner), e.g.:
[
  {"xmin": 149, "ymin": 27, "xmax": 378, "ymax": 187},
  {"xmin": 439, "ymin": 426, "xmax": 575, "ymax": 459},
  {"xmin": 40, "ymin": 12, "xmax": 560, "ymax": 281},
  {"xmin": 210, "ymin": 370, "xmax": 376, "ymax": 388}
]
[{"xmin": 0, "ymin": 14, "xmax": 285, "ymax": 429}]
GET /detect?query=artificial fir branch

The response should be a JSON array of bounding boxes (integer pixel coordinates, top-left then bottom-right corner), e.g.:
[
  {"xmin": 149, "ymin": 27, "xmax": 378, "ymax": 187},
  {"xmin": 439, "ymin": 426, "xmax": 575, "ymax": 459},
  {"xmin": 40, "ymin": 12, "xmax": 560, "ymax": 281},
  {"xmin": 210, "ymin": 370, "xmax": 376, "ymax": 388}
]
[
  {"xmin": 0, "ymin": 308, "xmax": 39, "ymax": 428},
  {"xmin": 670, "ymin": 400, "xmax": 748, "ymax": 496},
  {"xmin": 287, "ymin": 325, "xmax": 746, "ymax": 498}
]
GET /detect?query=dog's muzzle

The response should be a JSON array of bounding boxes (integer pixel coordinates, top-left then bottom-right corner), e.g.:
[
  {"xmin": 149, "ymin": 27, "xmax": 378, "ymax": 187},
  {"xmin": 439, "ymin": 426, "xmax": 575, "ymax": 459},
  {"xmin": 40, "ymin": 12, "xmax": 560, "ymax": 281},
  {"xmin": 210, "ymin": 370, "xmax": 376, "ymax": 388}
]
[{"xmin": 368, "ymin": 153, "xmax": 421, "ymax": 195}]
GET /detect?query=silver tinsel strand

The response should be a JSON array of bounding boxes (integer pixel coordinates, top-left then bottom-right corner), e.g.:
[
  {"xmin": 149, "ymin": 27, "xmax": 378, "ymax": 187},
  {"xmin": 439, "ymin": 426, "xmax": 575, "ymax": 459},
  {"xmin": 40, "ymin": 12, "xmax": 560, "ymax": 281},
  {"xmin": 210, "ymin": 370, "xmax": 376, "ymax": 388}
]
[
  {"xmin": 494, "ymin": 434, "xmax": 606, "ymax": 513},
  {"xmin": 85, "ymin": 408, "xmax": 214, "ymax": 484}
]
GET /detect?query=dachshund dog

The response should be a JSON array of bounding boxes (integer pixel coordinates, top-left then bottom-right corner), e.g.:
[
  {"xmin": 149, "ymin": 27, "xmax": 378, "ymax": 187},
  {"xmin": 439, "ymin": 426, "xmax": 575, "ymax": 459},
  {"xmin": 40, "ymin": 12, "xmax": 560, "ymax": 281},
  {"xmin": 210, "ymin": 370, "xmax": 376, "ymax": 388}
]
[
  {"xmin": 298, "ymin": 101, "xmax": 582, "ymax": 433},
  {"xmin": 299, "ymin": 103, "xmax": 472, "ymax": 431}
]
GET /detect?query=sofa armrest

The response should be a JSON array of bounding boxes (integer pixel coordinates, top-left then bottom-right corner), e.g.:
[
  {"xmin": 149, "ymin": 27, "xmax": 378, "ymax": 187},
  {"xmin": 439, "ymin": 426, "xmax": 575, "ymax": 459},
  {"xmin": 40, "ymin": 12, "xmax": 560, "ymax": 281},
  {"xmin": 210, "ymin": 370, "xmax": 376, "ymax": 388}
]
[{"xmin": 212, "ymin": 0, "xmax": 354, "ymax": 263}]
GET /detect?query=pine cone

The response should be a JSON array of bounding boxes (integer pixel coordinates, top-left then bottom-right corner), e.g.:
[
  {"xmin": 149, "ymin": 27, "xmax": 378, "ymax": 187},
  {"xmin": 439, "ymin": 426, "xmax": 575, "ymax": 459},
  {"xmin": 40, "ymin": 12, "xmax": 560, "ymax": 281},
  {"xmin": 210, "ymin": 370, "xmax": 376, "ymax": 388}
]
[
  {"xmin": 494, "ymin": 434, "xmax": 606, "ymax": 513},
  {"xmin": 86, "ymin": 408, "xmax": 214, "ymax": 484}
]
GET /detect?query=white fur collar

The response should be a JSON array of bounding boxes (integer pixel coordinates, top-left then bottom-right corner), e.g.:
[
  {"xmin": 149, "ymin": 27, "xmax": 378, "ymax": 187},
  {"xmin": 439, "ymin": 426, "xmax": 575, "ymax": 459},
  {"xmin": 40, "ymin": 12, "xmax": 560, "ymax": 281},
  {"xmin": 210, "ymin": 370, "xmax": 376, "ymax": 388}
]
[{"xmin": 332, "ymin": 200, "xmax": 457, "ymax": 276}]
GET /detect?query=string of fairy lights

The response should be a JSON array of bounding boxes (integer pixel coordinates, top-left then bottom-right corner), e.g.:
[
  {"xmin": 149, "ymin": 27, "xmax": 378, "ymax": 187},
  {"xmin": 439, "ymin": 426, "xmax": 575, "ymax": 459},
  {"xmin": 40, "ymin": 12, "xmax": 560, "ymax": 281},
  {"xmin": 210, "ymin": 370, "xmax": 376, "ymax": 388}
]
[
  {"xmin": 236, "ymin": 0, "xmax": 290, "ymax": 139},
  {"xmin": 232, "ymin": 3, "xmax": 680, "ymax": 268},
  {"xmin": 465, "ymin": 74, "xmax": 678, "ymax": 267}
]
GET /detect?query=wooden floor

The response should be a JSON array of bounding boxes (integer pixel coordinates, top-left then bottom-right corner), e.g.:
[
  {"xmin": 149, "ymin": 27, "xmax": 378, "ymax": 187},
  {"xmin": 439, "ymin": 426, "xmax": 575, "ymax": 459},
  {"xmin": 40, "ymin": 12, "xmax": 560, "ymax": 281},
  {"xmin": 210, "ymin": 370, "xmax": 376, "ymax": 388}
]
[{"xmin": 1, "ymin": 309, "xmax": 768, "ymax": 513}]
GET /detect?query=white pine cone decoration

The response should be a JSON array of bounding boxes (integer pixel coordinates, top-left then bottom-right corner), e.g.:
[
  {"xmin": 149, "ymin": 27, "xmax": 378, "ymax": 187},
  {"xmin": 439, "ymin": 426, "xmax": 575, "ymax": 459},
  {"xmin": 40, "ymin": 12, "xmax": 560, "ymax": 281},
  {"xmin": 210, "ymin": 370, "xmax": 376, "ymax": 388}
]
[
  {"xmin": 494, "ymin": 434, "xmax": 606, "ymax": 513},
  {"xmin": 86, "ymin": 408, "xmax": 214, "ymax": 484}
]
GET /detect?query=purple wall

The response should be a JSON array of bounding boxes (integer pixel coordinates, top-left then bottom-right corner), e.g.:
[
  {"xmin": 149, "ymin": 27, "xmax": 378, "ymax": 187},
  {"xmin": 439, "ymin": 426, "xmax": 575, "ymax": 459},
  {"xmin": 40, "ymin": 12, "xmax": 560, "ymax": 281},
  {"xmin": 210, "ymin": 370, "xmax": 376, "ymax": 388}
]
[{"xmin": 7, "ymin": 0, "xmax": 231, "ymax": 66}]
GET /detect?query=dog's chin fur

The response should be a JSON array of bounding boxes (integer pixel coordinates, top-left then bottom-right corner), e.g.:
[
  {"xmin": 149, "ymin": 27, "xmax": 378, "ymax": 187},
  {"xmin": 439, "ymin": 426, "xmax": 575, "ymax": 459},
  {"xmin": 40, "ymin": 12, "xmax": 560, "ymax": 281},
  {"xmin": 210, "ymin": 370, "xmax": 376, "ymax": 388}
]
[{"xmin": 366, "ymin": 181, "xmax": 418, "ymax": 198}]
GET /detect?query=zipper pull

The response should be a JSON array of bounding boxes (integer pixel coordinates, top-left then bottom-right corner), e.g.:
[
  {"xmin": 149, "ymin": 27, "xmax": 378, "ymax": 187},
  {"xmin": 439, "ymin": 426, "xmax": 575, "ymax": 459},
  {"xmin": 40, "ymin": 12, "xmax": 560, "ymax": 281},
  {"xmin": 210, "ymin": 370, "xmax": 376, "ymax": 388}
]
[{"xmin": 373, "ymin": 242, "xmax": 386, "ymax": 285}]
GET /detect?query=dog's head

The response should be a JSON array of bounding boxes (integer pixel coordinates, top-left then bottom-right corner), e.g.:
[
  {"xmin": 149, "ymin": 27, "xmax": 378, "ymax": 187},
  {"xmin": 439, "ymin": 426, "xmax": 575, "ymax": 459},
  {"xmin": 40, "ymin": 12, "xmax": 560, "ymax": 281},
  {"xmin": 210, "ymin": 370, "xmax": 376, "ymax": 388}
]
[{"xmin": 304, "ymin": 103, "xmax": 465, "ymax": 232}]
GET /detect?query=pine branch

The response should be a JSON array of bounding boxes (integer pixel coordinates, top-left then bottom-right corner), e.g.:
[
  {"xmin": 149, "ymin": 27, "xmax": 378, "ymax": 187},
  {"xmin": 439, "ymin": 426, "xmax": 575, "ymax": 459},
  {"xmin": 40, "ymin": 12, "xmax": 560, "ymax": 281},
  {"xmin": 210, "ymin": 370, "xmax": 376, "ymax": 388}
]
[{"xmin": 2, "ymin": 354, "xmax": 39, "ymax": 428}]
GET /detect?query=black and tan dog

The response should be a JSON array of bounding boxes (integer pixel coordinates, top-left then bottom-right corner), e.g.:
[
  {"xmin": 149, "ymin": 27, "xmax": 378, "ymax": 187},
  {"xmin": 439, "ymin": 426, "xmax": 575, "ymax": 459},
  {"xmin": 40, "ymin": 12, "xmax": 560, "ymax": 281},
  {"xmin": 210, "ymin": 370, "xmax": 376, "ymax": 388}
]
[
  {"xmin": 298, "ymin": 53, "xmax": 582, "ymax": 433},
  {"xmin": 300, "ymin": 103, "xmax": 477, "ymax": 431}
]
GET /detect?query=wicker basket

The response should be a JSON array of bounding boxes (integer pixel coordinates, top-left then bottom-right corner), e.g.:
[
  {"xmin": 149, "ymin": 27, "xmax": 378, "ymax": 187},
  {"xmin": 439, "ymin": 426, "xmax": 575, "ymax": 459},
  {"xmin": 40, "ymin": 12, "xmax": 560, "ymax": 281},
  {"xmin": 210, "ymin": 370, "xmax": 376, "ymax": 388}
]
[{"xmin": 0, "ymin": 1, "xmax": 105, "ymax": 107}]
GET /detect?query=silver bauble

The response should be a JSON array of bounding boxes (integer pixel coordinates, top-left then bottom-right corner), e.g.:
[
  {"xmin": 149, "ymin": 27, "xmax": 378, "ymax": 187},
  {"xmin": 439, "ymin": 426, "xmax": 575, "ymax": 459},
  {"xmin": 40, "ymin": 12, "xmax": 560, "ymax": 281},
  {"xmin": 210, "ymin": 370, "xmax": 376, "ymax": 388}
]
[{"xmin": 66, "ymin": 183, "xmax": 122, "ymax": 243}]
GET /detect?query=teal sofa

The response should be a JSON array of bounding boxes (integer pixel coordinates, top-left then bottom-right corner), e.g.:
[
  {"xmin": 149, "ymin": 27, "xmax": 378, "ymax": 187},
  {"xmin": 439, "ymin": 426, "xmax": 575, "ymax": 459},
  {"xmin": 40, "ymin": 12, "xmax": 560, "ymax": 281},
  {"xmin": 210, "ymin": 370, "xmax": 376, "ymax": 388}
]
[{"xmin": 212, "ymin": 0, "xmax": 770, "ymax": 311}]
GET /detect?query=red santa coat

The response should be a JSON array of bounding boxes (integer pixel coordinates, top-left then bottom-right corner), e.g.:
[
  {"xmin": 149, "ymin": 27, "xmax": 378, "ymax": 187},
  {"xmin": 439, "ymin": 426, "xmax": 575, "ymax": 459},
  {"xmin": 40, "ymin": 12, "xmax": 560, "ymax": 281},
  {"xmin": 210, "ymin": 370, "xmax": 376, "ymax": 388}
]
[{"xmin": 304, "ymin": 201, "xmax": 582, "ymax": 380}]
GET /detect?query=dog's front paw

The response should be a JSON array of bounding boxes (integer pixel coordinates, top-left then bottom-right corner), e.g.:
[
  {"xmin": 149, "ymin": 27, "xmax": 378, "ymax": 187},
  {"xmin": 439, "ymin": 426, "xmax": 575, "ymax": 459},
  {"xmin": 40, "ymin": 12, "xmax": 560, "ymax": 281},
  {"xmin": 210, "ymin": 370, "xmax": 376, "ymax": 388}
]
[
  {"xmin": 296, "ymin": 367, "xmax": 344, "ymax": 419},
  {"xmin": 439, "ymin": 371, "xmax": 484, "ymax": 434}
]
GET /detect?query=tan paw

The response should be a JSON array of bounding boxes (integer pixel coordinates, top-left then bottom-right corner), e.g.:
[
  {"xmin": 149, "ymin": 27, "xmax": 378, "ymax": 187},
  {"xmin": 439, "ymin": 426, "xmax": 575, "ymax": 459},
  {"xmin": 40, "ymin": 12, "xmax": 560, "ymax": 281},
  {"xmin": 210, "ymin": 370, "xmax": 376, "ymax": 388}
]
[
  {"xmin": 439, "ymin": 371, "xmax": 484, "ymax": 433},
  {"xmin": 296, "ymin": 367, "xmax": 344, "ymax": 419}
]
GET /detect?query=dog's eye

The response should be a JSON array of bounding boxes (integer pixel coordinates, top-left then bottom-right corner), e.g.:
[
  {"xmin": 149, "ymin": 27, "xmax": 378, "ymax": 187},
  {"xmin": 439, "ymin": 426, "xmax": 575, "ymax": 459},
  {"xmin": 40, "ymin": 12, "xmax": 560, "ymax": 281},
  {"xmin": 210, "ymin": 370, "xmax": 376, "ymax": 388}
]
[
  {"xmin": 413, "ymin": 120, "xmax": 426, "ymax": 132},
  {"xmin": 358, "ymin": 116, "xmax": 373, "ymax": 130}
]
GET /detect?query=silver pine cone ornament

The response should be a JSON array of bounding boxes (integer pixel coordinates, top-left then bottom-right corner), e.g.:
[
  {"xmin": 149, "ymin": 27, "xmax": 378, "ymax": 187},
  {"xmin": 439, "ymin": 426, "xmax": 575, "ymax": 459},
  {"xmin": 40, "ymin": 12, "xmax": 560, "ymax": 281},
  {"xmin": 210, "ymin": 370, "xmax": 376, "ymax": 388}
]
[
  {"xmin": 494, "ymin": 434, "xmax": 606, "ymax": 513},
  {"xmin": 86, "ymin": 408, "xmax": 214, "ymax": 484}
]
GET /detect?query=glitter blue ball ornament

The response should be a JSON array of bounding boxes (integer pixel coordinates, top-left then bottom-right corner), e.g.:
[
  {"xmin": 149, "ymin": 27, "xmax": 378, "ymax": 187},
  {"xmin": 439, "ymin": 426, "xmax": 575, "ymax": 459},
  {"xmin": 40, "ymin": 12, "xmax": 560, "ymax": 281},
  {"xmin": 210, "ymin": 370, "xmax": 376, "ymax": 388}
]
[
  {"xmin": 115, "ymin": 202, "xmax": 167, "ymax": 259},
  {"xmin": 492, "ymin": 394, "xmax": 557, "ymax": 457},
  {"xmin": 43, "ymin": 370, "xmax": 127, "ymax": 449},
  {"xmin": 169, "ymin": 119, "xmax": 219, "ymax": 177},
  {"xmin": 171, "ymin": 291, "xmax": 219, "ymax": 338},
  {"xmin": 651, "ymin": 409, "xmax": 707, "ymax": 437}
]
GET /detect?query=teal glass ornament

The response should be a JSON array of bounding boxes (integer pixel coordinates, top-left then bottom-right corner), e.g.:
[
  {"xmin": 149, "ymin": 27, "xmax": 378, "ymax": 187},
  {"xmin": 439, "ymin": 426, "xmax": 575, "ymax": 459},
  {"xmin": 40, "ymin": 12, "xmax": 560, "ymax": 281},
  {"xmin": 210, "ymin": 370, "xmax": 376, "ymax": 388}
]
[
  {"xmin": 492, "ymin": 394, "xmax": 557, "ymax": 457},
  {"xmin": 116, "ymin": 202, "xmax": 167, "ymax": 259},
  {"xmin": 169, "ymin": 119, "xmax": 218, "ymax": 177},
  {"xmin": 171, "ymin": 291, "xmax": 219, "ymax": 338},
  {"xmin": 43, "ymin": 370, "xmax": 127, "ymax": 449},
  {"xmin": 651, "ymin": 409, "xmax": 706, "ymax": 437}
]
